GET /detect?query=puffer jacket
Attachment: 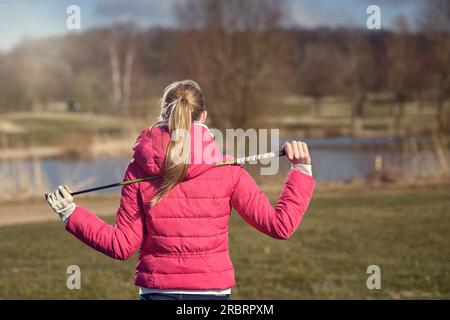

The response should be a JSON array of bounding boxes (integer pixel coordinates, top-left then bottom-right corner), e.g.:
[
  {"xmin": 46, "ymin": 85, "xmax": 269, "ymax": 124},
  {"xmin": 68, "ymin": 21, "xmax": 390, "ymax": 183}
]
[{"xmin": 65, "ymin": 123, "xmax": 316, "ymax": 290}]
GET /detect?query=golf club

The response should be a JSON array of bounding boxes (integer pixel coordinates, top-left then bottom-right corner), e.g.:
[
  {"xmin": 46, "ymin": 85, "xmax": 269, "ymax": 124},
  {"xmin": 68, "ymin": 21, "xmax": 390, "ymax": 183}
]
[{"xmin": 63, "ymin": 149, "xmax": 287, "ymax": 196}]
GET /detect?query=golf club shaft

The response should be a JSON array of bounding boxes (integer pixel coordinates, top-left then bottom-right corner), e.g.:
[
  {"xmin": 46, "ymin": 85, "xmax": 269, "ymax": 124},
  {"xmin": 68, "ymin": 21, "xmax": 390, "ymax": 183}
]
[
  {"xmin": 70, "ymin": 177, "xmax": 158, "ymax": 196},
  {"xmin": 69, "ymin": 149, "xmax": 287, "ymax": 196}
]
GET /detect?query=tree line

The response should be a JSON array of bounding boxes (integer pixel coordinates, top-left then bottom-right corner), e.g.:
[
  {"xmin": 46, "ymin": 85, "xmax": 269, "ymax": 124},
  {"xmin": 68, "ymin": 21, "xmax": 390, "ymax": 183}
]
[{"xmin": 0, "ymin": 0, "xmax": 448, "ymax": 132}]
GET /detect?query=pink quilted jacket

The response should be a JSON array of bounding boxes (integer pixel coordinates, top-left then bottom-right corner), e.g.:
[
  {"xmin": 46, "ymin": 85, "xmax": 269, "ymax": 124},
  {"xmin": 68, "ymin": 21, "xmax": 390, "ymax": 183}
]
[{"xmin": 65, "ymin": 123, "xmax": 316, "ymax": 290}]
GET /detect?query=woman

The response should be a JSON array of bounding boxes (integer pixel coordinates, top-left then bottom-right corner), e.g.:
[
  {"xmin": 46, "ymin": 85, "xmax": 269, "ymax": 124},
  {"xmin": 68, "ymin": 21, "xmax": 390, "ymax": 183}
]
[{"xmin": 46, "ymin": 80, "xmax": 316, "ymax": 300}]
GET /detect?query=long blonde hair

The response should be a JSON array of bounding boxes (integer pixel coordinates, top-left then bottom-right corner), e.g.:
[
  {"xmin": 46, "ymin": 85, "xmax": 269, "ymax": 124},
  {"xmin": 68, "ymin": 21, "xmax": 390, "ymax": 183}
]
[{"xmin": 151, "ymin": 80, "xmax": 206, "ymax": 206}]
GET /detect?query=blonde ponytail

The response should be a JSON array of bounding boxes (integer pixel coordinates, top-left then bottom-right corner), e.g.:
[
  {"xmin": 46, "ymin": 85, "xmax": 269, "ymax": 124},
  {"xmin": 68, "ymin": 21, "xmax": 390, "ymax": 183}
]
[{"xmin": 151, "ymin": 80, "xmax": 205, "ymax": 206}]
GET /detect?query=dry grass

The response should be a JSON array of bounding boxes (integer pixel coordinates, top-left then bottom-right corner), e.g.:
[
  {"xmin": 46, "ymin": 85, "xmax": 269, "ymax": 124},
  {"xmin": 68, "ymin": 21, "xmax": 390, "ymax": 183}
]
[{"xmin": 0, "ymin": 111, "xmax": 148, "ymax": 159}]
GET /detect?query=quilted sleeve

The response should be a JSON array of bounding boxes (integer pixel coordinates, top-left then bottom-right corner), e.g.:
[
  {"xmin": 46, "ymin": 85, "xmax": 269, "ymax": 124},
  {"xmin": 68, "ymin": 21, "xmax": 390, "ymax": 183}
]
[
  {"xmin": 65, "ymin": 160, "xmax": 145, "ymax": 260},
  {"xmin": 230, "ymin": 166, "xmax": 315, "ymax": 240}
]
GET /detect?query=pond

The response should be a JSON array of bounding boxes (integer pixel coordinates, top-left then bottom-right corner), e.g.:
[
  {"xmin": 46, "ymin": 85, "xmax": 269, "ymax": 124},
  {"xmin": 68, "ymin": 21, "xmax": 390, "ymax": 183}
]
[{"xmin": 1, "ymin": 136, "xmax": 445, "ymax": 194}]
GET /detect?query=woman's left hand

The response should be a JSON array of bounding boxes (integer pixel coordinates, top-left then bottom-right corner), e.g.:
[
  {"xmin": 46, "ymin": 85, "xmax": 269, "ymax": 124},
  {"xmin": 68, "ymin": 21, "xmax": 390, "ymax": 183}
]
[
  {"xmin": 45, "ymin": 185, "xmax": 76, "ymax": 222},
  {"xmin": 284, "ymin": 141, "xmax": 311, "ymax": 165}
]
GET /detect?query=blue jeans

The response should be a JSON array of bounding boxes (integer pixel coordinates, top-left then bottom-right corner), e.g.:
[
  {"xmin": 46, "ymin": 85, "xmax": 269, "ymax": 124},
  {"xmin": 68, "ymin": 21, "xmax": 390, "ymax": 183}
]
[{"xmin": 140, "ymin": 293, "xmax": 231, "ymax": 300}]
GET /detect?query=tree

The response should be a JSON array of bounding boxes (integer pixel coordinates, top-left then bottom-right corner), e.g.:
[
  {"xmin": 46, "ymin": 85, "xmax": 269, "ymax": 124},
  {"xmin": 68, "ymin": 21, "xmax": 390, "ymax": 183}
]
[
  {"xmin": 420, "ymin": 0, "xmax": 450, "ymax": 132},
  {"xmin": 340, "ymin": 29, "xmax": 376, "ymax": 134},
  {"xmin": 386, "ymin": 16, "xmax": 423, "ymax": 133},
  {"xmin": 296, "ymin": 42, "xmax": 345, "ymax": 116},
  {"xmin": 173, "ymin": 0, "xmax": 285, "ymax": 130},
  {"xmin": 107, "ymin": 24, "xmax": 138, "ymax": 116}
]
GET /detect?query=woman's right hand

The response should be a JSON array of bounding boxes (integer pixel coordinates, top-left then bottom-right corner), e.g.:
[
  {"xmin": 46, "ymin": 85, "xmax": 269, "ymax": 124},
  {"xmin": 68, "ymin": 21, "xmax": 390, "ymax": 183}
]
[
  {"xmin": 45, "ymin": 185, "xmax": 76, "ymax": 222},
  {"xmin": 284, "ymin": 141, "xmax": 311, "ymax": 165}
]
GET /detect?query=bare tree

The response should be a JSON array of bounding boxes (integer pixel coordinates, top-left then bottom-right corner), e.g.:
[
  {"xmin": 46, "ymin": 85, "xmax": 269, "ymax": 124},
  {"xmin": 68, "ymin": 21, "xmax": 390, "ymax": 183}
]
[
  {"xmin": 107, "ymin": 24, "xmax": 137, "ymax": 116},
  {"xmin": 109, "ymin": 42, "xmax": 122, "ymax": 114},
  {"xmin": 386, "ymin": 16, "xmax": 423, "ymax": 133},
  {"xmin": 421, "ymin": 0, "xmax": 450, "ymax": 132},
  {"xmin": 296, "ymin": 42, "xmax": 345, "ymax": 116},
  {"xmin": 173, "ymin": 0, "xmax": 285, "ymax": 130},
  {"xmin": 340, "ymin": 29, "xmax": 376, "ymax": 134}
]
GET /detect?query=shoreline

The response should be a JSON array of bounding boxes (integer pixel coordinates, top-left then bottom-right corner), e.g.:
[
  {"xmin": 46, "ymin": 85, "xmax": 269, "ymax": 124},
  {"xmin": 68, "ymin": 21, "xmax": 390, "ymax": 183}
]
[
  {"xmin": 0, "ymin": 138, "xmax": 134, "ymax": 161},
  {"xmin": 2, "ymin": 132, "xmax": 447, "ymax": 161}
]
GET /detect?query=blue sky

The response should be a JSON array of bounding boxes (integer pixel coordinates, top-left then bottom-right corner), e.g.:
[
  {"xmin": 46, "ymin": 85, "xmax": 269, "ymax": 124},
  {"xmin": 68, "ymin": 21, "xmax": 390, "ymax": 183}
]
[{"xmin": 0, "ymin": 0, "xmax": 421, "ymax": 52}]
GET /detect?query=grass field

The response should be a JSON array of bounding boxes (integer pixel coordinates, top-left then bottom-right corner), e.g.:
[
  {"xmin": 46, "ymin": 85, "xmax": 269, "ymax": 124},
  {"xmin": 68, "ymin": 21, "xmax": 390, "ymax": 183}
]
[
  {"xmin": 0, "ymin": 186, "xmax": 449, "ymax": 299},
  {"xmin": 0, "ymin": 112, "xmax": 153, "ymax": 160},
  {"xmin": 1, "ymin": 96, "xmax": 447, "ymax": 154}
]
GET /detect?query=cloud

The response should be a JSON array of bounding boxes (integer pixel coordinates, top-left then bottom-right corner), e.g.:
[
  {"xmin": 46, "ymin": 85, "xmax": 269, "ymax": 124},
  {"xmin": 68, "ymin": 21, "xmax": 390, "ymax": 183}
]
[
  {"xmin": 92, "ymin": 0, "xmax": 181, "ymax": 26},
  {"xmin": 373, "ymin": 0, "xmax": 420, "ymax": 5},
  {"xmin": 285, "ymin": 0, "xmax": 355, "ymax": 28},
  {"xmin": 285, "ymin": 0, "xmax": 421, "ymax": 29}
]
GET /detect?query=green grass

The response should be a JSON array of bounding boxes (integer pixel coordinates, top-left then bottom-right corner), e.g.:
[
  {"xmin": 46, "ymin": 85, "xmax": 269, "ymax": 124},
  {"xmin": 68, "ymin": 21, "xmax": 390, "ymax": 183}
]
[{"xmin": 0, "ymin": 186, "xmax": 449, "ymax": 299}]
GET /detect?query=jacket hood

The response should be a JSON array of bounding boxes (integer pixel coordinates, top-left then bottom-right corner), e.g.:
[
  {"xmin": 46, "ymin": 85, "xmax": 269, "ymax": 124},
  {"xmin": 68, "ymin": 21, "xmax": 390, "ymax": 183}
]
[{"xmin": 132, "ymin": 122, "xmax": 231, "ymax": 179}]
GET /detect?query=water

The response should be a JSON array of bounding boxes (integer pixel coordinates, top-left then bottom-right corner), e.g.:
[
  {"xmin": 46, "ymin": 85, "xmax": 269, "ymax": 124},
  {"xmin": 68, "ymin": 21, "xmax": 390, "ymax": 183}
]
[
  {"xmin": 1, "ymin": 136, "xmax": 445, "ymax": 193},
  {"xmin": 284, "ymin": 136, "xmax": 440, "ymax": 182},
  {"xmin": 40, "ymin": 158, "xmax": 131, "ymax": 190},
  {"xmin": 1, "ymin": 158, "xmax": 131, "ymax": 194}
]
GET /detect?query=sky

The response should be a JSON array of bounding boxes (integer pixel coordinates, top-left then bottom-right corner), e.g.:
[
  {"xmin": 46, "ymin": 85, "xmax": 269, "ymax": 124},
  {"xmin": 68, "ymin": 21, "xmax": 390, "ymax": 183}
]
[{"xmin": 0, "ymin": 0, "xmax": 422, "ymax": 53}]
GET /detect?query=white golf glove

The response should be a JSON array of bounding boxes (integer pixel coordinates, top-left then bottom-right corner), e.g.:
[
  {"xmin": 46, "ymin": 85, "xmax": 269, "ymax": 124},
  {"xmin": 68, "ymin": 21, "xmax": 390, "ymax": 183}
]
[{"xmin": 45, "ymin": 185, "xmax": 76, "ymax": 223}]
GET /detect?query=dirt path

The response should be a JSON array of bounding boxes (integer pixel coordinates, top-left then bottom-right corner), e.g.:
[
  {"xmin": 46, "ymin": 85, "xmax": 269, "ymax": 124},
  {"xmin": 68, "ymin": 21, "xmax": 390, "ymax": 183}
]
[{"xmin": 0, "ymin": 196, "xmax": 118, "ymax": 227}]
